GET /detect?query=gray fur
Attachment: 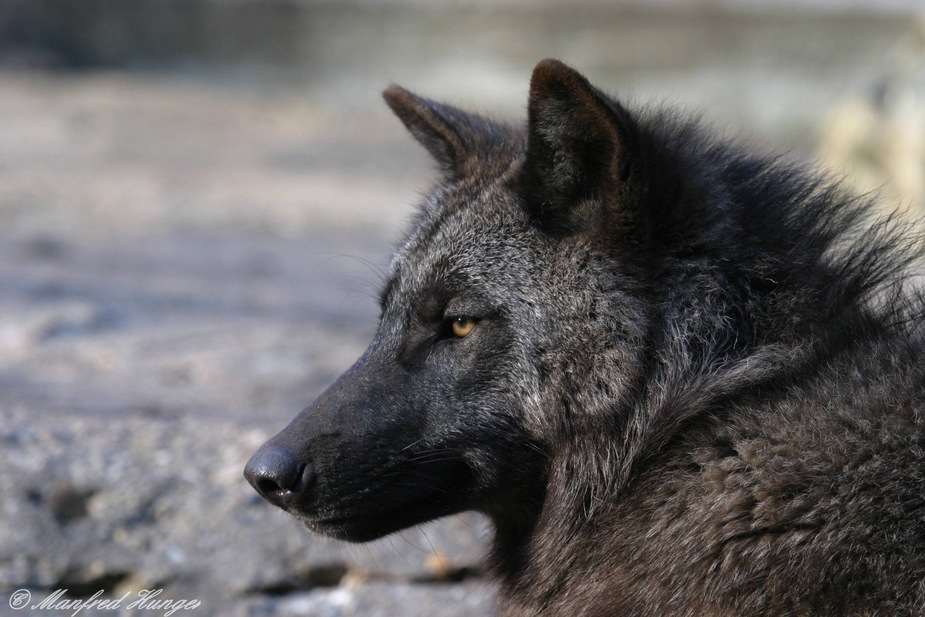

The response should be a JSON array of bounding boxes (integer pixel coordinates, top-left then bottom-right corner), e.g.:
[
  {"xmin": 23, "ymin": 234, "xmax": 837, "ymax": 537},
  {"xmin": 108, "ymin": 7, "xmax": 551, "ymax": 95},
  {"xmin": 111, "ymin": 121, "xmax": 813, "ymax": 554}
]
[{"xmin": 246, "ymin": 59, "xmax": 925, "ymax": 616}]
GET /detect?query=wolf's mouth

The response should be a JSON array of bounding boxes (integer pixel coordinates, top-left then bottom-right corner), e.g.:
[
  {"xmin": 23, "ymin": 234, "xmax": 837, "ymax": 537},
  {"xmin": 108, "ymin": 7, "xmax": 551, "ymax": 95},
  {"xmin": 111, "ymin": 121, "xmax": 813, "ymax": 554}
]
[
  {"xmin": 299, "ymin": 515, "xmax": 347, "ymax": 536},
  {"xmin": 292, "ymin": 491, "xmax": 451, "ymax": 543},
  {"xmin": 297, "ymin": 511, "xmax": 397, "ymax": 542}
]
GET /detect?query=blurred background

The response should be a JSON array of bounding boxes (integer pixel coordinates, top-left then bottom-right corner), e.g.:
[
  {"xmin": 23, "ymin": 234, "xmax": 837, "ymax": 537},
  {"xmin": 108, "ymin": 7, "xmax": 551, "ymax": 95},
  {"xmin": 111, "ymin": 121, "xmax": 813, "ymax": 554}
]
[{"xmin": 0, "ymin": 1, "xmax": 923, "ymax": 616}]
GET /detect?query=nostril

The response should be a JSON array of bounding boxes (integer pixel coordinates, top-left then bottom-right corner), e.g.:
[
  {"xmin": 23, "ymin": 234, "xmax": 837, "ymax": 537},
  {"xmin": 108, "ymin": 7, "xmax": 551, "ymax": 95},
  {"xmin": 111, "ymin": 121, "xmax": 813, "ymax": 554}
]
[
  {"xmin": 244, "ymin": 445, "xmax": 305, "ymax": 505},
  {"xmin": 254, "ymin": 477, "xmax": 289, "ymax": 496}
]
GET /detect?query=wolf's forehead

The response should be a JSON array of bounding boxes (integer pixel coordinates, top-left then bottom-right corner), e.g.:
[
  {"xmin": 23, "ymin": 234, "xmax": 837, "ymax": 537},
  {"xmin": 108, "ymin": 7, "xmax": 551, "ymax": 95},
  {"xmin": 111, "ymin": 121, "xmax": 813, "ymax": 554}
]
[
  {"xmin": 389, "ymin": 211, "xmax": 506, "ymax": 288},
  {"xmin": 394, "ymin": 181, "xmax": 524, "ymax": 261},
  {"xmin": 384, "ymin": 183, "xmax": 535, "ymax": 300}
]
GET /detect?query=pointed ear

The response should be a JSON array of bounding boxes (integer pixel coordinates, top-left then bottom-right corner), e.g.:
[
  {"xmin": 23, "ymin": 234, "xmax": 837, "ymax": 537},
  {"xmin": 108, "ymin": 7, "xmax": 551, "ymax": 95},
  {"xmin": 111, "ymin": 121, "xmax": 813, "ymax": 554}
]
[
  {"xmin": 383, "ymin": 85, "xmax": 511, "ymax": 180},
  {"xmin": 522, "ymin": 59, "xmax": 637, "ymax": 236}
]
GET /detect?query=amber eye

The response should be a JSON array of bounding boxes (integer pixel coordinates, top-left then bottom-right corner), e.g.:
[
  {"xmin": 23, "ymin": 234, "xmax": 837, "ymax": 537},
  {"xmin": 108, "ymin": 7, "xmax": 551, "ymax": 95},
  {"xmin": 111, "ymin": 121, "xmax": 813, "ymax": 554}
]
[{"xmin": 450, "ymin": 317, "xmax": 477, "ymax": 338}]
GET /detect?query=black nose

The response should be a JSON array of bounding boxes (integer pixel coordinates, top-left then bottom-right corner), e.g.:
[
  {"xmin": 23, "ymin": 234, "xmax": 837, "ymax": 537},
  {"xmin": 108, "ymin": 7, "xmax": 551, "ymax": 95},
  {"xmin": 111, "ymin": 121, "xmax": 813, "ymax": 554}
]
[{"xmin": 244, "ymin": 445, "xmax": 304, "ymax": 508}]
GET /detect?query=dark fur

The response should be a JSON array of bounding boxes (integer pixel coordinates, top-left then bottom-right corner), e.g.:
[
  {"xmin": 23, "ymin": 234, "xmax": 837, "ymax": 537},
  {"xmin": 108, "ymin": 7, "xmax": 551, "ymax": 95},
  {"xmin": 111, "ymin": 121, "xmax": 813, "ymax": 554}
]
[{"xmin": 246, "ymin": 59, "xmax": 925, "ymax": 616}]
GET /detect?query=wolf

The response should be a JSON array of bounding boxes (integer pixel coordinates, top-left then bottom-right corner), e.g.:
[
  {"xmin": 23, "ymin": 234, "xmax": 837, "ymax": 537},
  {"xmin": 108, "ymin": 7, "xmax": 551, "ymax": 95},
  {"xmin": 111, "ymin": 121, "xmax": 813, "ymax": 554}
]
[{"xmin": 245, "ymin": 59, "xmax": 925, "ymax": 616}]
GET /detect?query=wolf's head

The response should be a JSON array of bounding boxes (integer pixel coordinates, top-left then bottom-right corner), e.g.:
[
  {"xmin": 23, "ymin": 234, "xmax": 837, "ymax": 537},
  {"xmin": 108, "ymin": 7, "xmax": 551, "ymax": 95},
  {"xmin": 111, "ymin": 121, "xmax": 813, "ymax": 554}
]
[{"xmin": 243, "ymin": 59, "xmax": 732, "ymax": 542}]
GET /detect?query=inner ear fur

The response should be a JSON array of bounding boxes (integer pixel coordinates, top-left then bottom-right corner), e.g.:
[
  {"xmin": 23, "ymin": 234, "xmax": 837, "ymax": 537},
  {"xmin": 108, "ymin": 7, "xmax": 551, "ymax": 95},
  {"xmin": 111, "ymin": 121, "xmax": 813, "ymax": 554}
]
[{"xmin": 522, "ymin": 59, "xmax": 638, "ymax": 237}]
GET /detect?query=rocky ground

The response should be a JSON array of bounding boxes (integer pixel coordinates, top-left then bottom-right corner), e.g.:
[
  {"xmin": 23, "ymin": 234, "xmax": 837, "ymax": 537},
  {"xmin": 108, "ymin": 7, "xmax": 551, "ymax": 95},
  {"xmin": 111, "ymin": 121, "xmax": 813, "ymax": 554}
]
[
  {"xmin": 0, "ymin": 5, "xmax": 921, "ymax": 616},
  {"xmin": 0, "ymin": 71, "xmax": 496, "ymax": 616}
]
